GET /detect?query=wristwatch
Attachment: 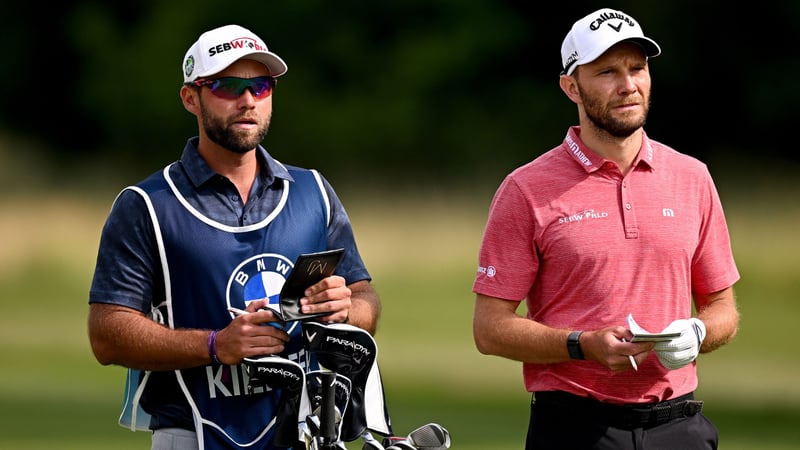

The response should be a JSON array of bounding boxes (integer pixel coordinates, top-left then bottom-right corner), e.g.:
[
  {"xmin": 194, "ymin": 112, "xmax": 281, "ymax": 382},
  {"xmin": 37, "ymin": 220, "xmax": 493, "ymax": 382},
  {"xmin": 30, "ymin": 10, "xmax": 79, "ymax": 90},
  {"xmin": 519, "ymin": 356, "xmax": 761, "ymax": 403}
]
[{"xmin": 567, "ymin": 330, "xmax": 585, "ymax": 360}]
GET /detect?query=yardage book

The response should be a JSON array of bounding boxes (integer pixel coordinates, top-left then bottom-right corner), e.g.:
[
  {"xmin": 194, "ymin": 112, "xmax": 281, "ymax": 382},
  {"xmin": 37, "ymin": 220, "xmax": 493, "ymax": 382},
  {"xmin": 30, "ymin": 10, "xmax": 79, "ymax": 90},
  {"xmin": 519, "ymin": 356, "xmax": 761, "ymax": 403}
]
[
  {"xmin": 627, "ymin": 313, "xmax": 681, "ymax": 342},
  {"xmin": 279, "ymin": 248, "xmax": 345, "ymax": 321}
]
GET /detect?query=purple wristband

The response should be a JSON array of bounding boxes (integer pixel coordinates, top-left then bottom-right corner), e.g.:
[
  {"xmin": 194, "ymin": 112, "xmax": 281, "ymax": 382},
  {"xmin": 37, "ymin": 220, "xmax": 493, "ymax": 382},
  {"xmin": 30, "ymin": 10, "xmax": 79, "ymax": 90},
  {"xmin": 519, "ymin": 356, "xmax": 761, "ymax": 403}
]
[{"xmin": 208, "ymin": 330, "xmax": 221, "ymax": 365}]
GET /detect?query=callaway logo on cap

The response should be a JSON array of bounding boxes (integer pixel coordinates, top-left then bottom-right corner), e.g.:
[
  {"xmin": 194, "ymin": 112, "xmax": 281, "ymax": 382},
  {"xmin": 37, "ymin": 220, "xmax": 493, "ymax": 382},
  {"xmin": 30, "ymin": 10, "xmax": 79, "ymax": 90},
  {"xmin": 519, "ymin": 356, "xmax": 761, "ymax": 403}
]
[
  {"xmin": 182, "ymin": 24, "xmax": 288, "ymax": 83},
  {"xmin": 560, "ymin": 8, "xmax": 660, "ymax": 76}
]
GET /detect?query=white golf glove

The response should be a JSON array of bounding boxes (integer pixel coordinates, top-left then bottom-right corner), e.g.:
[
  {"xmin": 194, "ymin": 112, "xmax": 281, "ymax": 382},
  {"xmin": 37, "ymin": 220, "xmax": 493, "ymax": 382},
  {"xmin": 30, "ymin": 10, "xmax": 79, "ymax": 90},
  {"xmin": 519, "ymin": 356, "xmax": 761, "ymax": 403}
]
[{"xmin": 654, "ymin": 318, "xmax": 706, "ymax": 370}]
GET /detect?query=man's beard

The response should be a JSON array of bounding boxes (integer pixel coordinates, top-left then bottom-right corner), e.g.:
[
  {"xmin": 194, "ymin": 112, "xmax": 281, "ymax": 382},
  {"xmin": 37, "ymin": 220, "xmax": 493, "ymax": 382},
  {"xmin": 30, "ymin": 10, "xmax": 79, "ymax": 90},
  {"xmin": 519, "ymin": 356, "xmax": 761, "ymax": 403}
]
[
  {"xmin": 580, "ymin": 89, "xmax": 649, "ymax": 138},
  {"xmin": 200, "ymin": 103, "xmax": 270, "ymax": 154}
]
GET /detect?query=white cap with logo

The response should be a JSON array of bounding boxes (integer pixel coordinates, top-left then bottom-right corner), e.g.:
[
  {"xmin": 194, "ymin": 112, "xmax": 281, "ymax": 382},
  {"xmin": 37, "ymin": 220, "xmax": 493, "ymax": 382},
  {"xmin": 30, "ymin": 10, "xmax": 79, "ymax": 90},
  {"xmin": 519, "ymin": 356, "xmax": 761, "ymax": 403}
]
[
  {"xmin": 182, "ymin": 24, "xmax": 288, "ymax": 83},
  {"xmin": 560, "ymin": 8, "xmax": 660, "ymax": 76}
]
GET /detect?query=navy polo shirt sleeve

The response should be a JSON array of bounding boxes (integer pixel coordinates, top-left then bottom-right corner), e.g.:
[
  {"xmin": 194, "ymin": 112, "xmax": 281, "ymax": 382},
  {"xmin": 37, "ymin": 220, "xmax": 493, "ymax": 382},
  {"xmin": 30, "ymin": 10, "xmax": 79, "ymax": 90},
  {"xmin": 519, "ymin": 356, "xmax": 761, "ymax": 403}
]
[{"xmin": 89, "ymin": 188, "xmax": 163, "ymax": 313}]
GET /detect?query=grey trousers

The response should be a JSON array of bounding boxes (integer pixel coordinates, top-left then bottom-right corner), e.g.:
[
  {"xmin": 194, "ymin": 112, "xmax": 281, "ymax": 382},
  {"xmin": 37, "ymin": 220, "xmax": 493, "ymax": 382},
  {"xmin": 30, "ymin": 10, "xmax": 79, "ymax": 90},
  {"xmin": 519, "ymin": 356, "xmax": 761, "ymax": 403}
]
[{"xmin": 152, "ymin": 428, "xmax": 198, "ymax": 450}]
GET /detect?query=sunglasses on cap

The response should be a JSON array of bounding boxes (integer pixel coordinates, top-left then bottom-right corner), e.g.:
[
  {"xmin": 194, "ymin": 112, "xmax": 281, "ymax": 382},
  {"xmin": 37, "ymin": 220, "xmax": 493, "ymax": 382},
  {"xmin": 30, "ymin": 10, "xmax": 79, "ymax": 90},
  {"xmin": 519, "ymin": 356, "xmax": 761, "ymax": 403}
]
[{"xmin": 188, "ymin": 76, "xmax": 277, "ymax": 99}]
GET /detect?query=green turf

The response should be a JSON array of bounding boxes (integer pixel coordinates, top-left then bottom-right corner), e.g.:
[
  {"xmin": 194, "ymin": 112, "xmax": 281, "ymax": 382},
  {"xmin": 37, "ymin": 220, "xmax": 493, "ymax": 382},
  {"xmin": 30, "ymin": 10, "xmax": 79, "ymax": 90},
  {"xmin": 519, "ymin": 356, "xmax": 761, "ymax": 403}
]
[{"xmin": 1, "ymin": 186, "xmax": 797, "ymax": 449}]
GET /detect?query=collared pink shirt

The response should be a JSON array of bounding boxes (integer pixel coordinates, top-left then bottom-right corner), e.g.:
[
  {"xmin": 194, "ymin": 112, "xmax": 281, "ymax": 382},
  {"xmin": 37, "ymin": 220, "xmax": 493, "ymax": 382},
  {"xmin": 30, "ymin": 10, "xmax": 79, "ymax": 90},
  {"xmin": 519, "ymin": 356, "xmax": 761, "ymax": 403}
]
[{"xmin": 473, "ymin": 126, "xmax": 739, "ymax": 404}]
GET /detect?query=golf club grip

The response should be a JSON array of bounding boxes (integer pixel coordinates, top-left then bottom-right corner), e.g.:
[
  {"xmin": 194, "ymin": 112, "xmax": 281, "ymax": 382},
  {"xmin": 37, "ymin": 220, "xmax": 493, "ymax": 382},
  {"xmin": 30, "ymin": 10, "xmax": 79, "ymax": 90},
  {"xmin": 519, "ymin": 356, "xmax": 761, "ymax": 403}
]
[{"xmin": 319, "ymin": 371, "xmax": 338, "ymax": 442}]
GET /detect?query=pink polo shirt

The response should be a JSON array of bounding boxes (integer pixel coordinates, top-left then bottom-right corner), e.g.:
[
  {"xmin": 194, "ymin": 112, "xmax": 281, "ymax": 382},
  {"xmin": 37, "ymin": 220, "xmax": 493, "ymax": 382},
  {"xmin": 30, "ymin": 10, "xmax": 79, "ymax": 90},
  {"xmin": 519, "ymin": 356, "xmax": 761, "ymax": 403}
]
[{"xmin": 473, "ymin": 126, "xmax": 739, "ymax": 404}]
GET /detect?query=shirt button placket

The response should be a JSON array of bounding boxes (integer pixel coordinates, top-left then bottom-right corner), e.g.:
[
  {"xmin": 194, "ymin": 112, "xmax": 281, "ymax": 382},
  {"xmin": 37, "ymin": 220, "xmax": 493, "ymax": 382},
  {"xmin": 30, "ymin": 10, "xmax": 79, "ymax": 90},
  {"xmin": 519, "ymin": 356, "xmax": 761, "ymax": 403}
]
[{"xmin": 620, "ymin": 181, "xmax": 638, "ymax": 238}]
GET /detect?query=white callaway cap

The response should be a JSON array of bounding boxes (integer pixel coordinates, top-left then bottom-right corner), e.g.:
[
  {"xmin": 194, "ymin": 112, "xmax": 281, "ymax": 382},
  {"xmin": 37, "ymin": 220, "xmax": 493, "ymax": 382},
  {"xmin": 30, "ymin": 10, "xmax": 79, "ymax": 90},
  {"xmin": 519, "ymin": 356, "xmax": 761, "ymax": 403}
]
[
  {"xmin": 560, "ymin": 8, "xmax": 660, "ymax": 76},
  {"xmin": 182, "ymin": 24, "xmax": 288, "ymax": 83}
]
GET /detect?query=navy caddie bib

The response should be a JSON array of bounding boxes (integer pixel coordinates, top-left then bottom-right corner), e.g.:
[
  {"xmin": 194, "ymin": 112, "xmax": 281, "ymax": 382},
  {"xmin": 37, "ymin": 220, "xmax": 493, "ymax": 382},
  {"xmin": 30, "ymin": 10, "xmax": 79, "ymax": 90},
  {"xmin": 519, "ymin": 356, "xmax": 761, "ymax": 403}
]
[{"xmin": 123, "ymin": 161, "xmax": 330, "ymax": 449}]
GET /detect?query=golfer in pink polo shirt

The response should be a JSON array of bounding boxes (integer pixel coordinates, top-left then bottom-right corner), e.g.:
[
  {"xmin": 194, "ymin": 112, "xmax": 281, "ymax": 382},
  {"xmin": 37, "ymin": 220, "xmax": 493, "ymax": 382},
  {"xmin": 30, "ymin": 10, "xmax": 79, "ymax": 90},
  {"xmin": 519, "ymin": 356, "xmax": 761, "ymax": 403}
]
[{"xmin": 472, "ymin": 8, "xmax": 740, "ymax": 450}]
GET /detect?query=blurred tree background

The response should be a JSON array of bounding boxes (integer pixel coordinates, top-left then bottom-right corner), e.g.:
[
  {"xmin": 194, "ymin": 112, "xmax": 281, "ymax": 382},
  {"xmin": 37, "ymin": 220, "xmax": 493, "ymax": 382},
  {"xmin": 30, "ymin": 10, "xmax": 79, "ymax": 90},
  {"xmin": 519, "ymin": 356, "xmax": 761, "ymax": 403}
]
[{"xmin": 2, "ymin": 0, "xmax": 798, "ymax": 189}]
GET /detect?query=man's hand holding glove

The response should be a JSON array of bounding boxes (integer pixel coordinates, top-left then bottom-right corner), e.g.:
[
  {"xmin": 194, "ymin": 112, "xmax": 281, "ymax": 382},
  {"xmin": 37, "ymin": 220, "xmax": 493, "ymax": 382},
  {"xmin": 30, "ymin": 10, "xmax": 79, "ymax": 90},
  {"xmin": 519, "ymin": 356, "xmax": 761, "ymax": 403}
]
[{"xmin": 653, "ymin": 318, "xmax": 706, "ymax": 370}]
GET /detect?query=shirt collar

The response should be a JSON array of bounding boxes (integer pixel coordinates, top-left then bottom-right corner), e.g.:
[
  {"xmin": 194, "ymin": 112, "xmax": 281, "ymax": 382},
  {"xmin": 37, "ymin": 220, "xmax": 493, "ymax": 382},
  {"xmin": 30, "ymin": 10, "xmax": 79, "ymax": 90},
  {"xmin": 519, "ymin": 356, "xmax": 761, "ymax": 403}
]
[
  {"xmin": 562, "ymin": 126, "xmax": 656, "ymax": 172},
  {"xmin": 179, "ymin": 137, "xmax": 294, "ymax": 187}
]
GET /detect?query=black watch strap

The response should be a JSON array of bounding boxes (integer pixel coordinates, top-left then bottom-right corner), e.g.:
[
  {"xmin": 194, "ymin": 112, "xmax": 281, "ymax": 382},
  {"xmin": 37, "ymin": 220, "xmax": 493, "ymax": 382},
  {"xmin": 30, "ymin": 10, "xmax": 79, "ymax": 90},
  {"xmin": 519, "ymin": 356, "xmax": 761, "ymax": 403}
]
[{"xmin": 567, "ymin": 330, "xmax": 585, "ymax": 360}]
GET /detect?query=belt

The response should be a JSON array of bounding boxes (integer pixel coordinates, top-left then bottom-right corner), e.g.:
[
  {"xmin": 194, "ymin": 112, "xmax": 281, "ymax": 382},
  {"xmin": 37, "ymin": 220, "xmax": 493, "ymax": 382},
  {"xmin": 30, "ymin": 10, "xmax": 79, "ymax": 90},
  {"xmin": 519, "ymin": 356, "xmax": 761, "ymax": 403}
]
[{"xmin": 533, "ymin": 391, "xmax": 704, "ymax": 430}]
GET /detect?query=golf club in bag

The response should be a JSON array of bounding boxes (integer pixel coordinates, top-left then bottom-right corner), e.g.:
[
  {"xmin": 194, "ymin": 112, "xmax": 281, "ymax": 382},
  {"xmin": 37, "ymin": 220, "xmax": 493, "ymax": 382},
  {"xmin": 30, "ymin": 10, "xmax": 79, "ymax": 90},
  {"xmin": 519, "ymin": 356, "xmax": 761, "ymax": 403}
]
[
  {"xmin": 301, "ymin": 322, "xmax": 451, "ymax": 450},
  {"xmin": 240, "ymin": 321, "xmax": 451, "ymax": 449}
]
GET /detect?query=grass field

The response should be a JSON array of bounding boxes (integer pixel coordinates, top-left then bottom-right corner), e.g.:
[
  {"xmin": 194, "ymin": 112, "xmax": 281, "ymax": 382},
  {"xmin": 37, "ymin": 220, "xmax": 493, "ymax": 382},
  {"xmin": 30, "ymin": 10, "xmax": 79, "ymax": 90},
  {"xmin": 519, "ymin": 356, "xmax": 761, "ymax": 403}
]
[{"xmin": 1, "ymin": 172, "xmax": 798, "ymax": 449}]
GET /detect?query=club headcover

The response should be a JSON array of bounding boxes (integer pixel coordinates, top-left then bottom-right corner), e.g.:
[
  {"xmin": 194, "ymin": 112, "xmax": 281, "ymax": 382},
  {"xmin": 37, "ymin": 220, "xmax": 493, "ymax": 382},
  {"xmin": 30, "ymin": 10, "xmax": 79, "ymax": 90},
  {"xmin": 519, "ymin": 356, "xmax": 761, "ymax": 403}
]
[
  {"xmin": 243, "ymin": 355, "xmax": 310, "ymax": 447},
  {"xmin": 303, "ymin": 322, "xmax": 383, "ymax": 441}
]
